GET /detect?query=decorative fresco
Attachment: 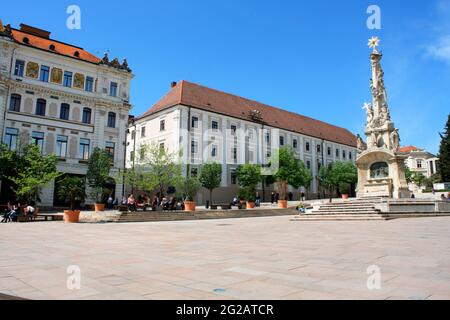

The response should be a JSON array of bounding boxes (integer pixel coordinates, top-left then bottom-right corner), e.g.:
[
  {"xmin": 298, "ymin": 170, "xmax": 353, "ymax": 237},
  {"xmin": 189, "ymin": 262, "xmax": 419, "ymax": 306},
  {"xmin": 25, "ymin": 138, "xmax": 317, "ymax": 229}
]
[
  {"xmin": 73, "ymin": 73, "xmax": 85, "ymax": 89},
  {"xmin": 51, "ymin": 68, "xmax": 63, "ymax": 84},
  {"xmin": 26, "ymin": 61, "xmax": 39, "ymax": 78}
]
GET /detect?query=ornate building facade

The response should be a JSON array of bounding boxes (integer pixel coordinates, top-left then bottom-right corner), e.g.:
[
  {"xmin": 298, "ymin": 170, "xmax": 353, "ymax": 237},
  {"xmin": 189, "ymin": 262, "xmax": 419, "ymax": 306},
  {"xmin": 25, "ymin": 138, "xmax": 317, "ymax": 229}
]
[
  {"xmin": 126, "ymin": 80, "xmax": 357, "ymax": 204},
  {"xmin": 0, "ymin": 22, "xmax": 133, "ymax": 206}
]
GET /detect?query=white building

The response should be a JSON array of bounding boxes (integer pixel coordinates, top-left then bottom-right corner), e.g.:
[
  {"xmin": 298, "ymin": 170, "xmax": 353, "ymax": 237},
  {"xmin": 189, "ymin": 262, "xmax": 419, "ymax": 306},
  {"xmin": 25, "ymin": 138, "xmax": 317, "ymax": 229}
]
[
  {"xmin": 126, "ymin": 80, "xmax": 357, "ymax": 204},
  {"xmin": 400, "ymin": 146, "xmax": 440, "ymax": 178},
  {"xmin": 0, "ymin": 22, "xmax": 133, "ymax": 207}
]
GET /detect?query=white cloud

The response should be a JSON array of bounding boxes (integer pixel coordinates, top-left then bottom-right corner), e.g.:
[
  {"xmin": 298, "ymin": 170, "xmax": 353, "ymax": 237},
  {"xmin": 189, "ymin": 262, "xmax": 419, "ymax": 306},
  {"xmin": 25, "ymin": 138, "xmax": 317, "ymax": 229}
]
[{"xmin": 426, "ymin": 35, "xmax": 450, "ymax": 64}]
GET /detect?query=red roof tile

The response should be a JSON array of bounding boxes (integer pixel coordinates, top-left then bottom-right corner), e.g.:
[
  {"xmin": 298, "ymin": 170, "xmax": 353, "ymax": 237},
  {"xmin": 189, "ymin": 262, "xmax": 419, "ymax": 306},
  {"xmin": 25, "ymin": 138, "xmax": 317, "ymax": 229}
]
[
  {"xmin": 11, "ymin": 29, "xmax": 101, "ymax": 64},
  {"xmin": 399, "ymin": 146, "xmax": 419, "ymax": 153},
  {"xmin": 140, "ymin": 81, "xmax": 357, "ymax": 147}
]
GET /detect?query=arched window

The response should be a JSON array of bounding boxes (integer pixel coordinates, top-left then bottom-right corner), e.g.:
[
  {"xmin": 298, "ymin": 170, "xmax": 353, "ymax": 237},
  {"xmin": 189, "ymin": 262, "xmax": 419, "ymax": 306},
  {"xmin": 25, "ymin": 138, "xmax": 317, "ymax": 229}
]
[
  {"xmin": 107, "ymin": 112, "xmax": 116, "ymax": 128},
  {"xmin": 23, "ymin": 37, "xmax": 29, "ymax": 44},
  {"xmin": 74, "ymin": 51, "xmax": 80, "ymax": 58},
  {"xmin": 49, "ymin": 44, "xmax": 56, "ymax": 51},
  {"xmin": 36, "ymin": 99, "xmax": 46, "ymax": 116},
  {"xmin": 82, "ymin": 108, "xmax": 92, "ymax": 124},
  {"xmin": 9, "ymin": 94, "xmax": 21, "ymax": 112},
  {"xmin": 370, "ymin": 162, "xmax": 389, "ymax": 179}
]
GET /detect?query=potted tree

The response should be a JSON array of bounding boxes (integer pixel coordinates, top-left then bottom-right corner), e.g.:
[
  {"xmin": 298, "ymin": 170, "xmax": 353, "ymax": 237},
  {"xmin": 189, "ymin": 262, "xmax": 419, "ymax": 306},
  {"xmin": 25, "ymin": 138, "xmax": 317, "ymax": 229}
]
[
  {"xmin": 272, "ymin": 148, "xmax": 312, "ymax": 209},
  {"xmin": 178, "ymin": 176, "xmax": 201, "ymax": 211},
  {"xmin": 199, "ymin": 162, "xmax": 222, "ymax": 208},
  {"xmin": 86, "ymin": 148, "xmax": 112, "ymax": 212},
  {"xmin": 58, "ymin": 176, "xmax": 86, "ymax": 223},
  {"xmin": 236, "ymin": 164, "xmax": 261, "ymax": 209},
  {"xmin": 339, "ymin": 182, "xmax": 350, "ymax": 200}
]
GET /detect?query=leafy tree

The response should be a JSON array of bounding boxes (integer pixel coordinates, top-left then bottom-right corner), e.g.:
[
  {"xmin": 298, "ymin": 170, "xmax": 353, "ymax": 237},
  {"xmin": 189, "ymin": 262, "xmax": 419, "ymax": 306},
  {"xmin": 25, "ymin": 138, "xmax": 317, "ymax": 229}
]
[
  {"xmin": 236, "ymin": 164, "xmax": 261, "ymax": 202},
  {"xmin": 133, "ymin": 144, "xmax": 182, "ymax": 199},
  {"xmin": 199, "ymin": 162, "xmax": 222, "ymax": 204},
  {"xmin": 318, "ymin": 161, "xmax": 358, "ymax": 201},
  {"xmin": 411, "ymin": 172, "xmax": 426, "ymax": 189},
  {"xmin": 271, "ymin": 147, "xmax": 312, "ymax": 201},
  {"xmin": 177, "ymin": 176, "xmax": 201, "ymax": 202},
  {"xmin": 0, "ymin": 144, "xmax": 16, "ymax": 181},
  {"xmin": 438, "ymin": 115, "xmax": 450, "ymax": 182},
  {"xmin": 8, "ymin": 144, "xmax": 60, "ymax": 204},
  {"xmin": 86, "ymin": 148, "xmax": 112, "ymax": 203},
  {"xmin": 57, "ymin": 176, "xmax": 86, "ymax": 210},
  {"xmin": 405, "ymin": 167, "xmax": 413, "ymax": 184}
]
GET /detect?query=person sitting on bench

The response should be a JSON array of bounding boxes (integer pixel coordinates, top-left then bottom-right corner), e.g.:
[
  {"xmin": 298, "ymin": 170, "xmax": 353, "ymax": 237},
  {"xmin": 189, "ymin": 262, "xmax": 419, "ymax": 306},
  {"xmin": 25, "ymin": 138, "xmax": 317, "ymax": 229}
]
[{"xmin": 24, "ymin": 203, "xmax": 35, "ymax": 220}]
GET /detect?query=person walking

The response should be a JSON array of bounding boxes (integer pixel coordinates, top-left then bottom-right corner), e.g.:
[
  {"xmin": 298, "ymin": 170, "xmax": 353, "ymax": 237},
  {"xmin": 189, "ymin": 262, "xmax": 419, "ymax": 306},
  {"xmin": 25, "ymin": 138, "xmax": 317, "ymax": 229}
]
[
  {"xmin": 255, "ymin": 192, "xmax": 261, "ymax": 207},
  {"xmin": 270, "ymin": 192, "xmax": 275, "ymax": 204}
]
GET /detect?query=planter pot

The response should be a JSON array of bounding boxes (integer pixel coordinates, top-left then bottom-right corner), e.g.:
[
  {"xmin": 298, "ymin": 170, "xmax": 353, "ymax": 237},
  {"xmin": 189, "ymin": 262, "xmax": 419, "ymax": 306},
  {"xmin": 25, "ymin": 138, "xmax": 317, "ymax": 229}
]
[
  {"xmin": 94, "ymin": 203, "xmax": 105, "ymax": 212},
  {"xmin": 278, "ymin": 200, "xmax": 288, "ymax": 209},
  {"xmin": 341, "ymin": 194, "xmax": 349, "ymax": 200},
  {"xmin": 63, "ymin": 210, "xmax": 80, "ymax": 223},
  {"xmin": 184, "ymin": 201, "xmax": 196, "ymax": 211},
  {"xmin": 246, "ymin": 202, "xmax": 255, "ymax": 209}
]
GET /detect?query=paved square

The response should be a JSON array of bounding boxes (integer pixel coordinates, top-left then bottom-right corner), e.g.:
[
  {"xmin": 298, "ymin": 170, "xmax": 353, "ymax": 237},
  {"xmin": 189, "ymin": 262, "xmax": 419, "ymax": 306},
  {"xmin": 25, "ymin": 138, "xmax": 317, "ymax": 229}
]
[{"xmin": 1, "ymin": 216, "xmax": 450, "ymax": 300}]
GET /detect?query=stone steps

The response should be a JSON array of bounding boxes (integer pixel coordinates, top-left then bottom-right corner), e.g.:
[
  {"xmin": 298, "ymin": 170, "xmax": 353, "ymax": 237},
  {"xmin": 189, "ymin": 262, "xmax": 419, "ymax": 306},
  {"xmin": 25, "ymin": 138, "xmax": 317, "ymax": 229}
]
[{"xmin": 292, "ymin": 214, "xmax": 387, "ymax": 221}]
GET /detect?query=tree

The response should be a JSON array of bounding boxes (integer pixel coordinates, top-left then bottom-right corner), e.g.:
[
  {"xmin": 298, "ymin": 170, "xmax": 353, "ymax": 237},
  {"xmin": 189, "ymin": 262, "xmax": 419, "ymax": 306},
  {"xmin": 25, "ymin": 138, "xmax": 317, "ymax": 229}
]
[
  {"xmin": 405, "ymin": 167, "xmax": 413, "ymax": 184},
  {"xmin": 57, "ymin": 176, "xmax": 86, "ymax": 210},
  {"xmin": 318, "ymin": 161, "xmax": 358, "ymax": 201},
  {"xmin": 8, "ymin": 144, "xmax": 60, "ymax": 204},
  {"xmin": 236, "ymin": 164, "xmax": 261, "ymax": 202},
  {"xmin": 438, "ymin": 115, "xmax": 450, "ymax": 182},
  {"xmin": 271, "ymin": 147, "xmax": 312, "ymax": 201},
  {"xmin": 86, "ymin": 148, "xmax": 112, "ymax": 203},
  {"xmin": 177, "ymin": 176, "xmax": 201, "ymax": 202},
  {"xmin": 411, "ymin": 172, "xmax": 426, "ymax": 189},
  {"xmin": 0, "ymin": 144, "xmax": 15, "ymax": 181},
  {"xmin": 133, "ymin": 144, "xmax": 182, "ymax": 199},
  {"xmin": 199, "ymin": 162, "xmax": 222, "ymax": 204}
]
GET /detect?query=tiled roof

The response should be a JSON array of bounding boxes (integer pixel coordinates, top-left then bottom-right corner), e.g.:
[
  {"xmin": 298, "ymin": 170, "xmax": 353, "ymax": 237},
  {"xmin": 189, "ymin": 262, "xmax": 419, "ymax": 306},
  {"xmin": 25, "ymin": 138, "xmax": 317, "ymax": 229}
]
[
  {"xmin": 140, "ymin": 80, "xmax": 357, "ymax": 147},
  {"xmin": 10, "ymin": 28, "xmax": 101, "ymax": 64},
  {"xmin": 399, "ymin": 146, "xmax": 419, "ymax": 153}
]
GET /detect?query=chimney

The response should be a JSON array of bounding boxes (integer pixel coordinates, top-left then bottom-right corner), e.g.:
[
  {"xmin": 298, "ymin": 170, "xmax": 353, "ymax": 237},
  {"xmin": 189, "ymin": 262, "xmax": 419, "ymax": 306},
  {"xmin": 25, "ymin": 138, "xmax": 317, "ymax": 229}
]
[
  {"xmin": 19, "ymin": 24, "xmax": 51, "ymax": 39},
  {"xmin": 171, "ymin": 81, "xmax": 177, "ymax": 88}
]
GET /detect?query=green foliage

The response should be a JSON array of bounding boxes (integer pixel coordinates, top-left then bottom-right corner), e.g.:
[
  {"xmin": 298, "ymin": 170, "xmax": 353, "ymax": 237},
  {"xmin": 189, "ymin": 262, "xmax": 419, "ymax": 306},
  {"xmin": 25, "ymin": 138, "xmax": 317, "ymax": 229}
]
[
  {"xmin": 411, "ymin": 172, "xmax": 426, "ymax": 188},
  {"xmin": 8, "ymin": 144, "xmax": 60, "ymax": 203},
  {"xmin": 271, "ymin": 147, "xmax": 312, "ymax": 200},
  {"xmin": 318, "ymin": 161, "xmax": 357, "ymax": 198},
  {"xmin": 438, "ymin": 115, "xmax": 450, "ymax": 182},
  {"xmin": 405, "ymin": 167, "xmax": 413, "ymax": 184},
  {"xmin": 236, "ymin": 164, "xmax": 261, "ymax": 201},
  {"xmin": 57, "ymin": 176, "xmax": 86, "ymax": 210},
  {"xmin": 132, "ymin": 144, "xmax": 183, "ymax": 198},
  {"xmin": 199, "ymin": 162, "xmax": 222, "ymax": 203},
  {"xmin": 0, "ymin": 143, "xmax": 16, "ymax": 181},
  {"xmin": 177, "ymin": 176, "xmax": 201, "ymax": 201},
  {"xmin": 86, "ymin": 148, "xmax": 112, "ymax": 203}
]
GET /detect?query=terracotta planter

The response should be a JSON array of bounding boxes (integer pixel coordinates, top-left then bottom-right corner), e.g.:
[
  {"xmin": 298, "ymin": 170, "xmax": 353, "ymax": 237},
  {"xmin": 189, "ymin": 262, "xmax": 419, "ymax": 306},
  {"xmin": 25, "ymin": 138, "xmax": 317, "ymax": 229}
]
[
  {"xmin": 278, "ymin": 200, "xmax": 288, "ymax": 209},
  {"xmin": 184, "ymin": 201, "xmax": 196, "ymax": 211},
  {"xmin": 246, "ymin": 201, "xmax": 255, "ymax": 209},
  {"xmin": 63, "ymin": 210, "xmax": 80, "ymax": 223},
  {"xmin": 94, "ymin": 203, "xmax": 105, "ymax": 212},
  {"xmin": 341, "ymin": 194, "xmax": 349, "ymax": 200}
]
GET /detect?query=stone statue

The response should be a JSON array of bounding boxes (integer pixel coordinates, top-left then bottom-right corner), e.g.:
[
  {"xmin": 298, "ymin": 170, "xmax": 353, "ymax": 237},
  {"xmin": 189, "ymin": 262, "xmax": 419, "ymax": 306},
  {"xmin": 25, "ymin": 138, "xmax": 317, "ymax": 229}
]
[
  {"xmin": 101, "ymin": 52, "xmax": 110, "ymax": 64},
  {"xmin": 390, "ymin": 129, "xmax": 400, "ymax": 151},
  {"xmin": 357, "ymin": 134, "xmax": 366, "ymax": 153},
  {"xmin": 363, "ymin": 103, "xmax": 374, "ymax": 129}
]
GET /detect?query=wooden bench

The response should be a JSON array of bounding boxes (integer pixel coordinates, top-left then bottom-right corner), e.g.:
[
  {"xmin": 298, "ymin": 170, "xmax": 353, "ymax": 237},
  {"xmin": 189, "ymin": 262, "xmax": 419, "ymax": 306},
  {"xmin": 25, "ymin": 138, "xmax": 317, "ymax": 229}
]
[{"xmin": 36, "ymin": 214, "xmax": 63, "ymax": 221}]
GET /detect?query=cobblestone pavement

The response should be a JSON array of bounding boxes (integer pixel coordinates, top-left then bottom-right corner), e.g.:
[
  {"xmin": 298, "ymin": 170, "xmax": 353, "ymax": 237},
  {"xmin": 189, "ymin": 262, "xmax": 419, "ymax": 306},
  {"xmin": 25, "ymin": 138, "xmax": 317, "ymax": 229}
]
[{"xmin": 1, "ymin": 216, "xmax": 450, "ymax": 300}]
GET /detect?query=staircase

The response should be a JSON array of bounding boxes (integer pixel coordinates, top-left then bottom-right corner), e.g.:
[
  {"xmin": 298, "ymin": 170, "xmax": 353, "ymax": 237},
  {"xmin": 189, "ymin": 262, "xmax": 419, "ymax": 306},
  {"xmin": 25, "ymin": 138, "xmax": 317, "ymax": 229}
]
[{"xmin": 293, "ymin": 198, "xmax": 389, "ymax": 221}]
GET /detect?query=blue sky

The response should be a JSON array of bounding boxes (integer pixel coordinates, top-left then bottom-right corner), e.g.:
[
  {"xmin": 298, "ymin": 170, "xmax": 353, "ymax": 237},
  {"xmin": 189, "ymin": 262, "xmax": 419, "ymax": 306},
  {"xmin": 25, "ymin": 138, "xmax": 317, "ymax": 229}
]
[{"xmin": 2, "ymin": 0, "xmax": 449, "ymax": 153}]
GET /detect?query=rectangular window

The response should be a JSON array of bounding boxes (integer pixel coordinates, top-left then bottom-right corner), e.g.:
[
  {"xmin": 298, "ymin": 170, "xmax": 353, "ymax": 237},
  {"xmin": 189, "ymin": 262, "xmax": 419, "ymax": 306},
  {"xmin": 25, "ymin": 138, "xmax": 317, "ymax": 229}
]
[
  {"xmin": 231, "ymin": 125, "xmax": 237, "ymax": 135},
  {"xmin": 82, "ymin": 108, "xmax": 91, "ymax": 124},
  {"xmin": 14, "ymin": 60, "xmax": 25, "ymax": 77},
  {"xmin": 79, "ymin": 138, "xmax": 90, "ymax": 160},
  {"xmin": 293, "ymin": 139, "xmax": 298, "ymax": 149},
  {"xmin": 110, "ymin": 82, "xmax": 118, "ymax": 97},
  {"xmin": 63, "ymin": 71, "xmax": 73, "ymax": 87},
  {"xmin": 349, "ymin": 152, "xmax": 352, "ymax": 160},
  {"xmin": 280, "ymin": 136, "xmax": 285, "ymax": 146},
  {"xmin": 105, "ymin": 142, "xmax": 115, "ymax": 158},
  {"xmin": 417, "ymin": 160, "xmax": 422, "ymax": 169},
  {"xmin": 342, "ymin": 150, "xmax": 346, "ymax": 159},
  {"xmin": 160, "ymin": 120, "xmax": 165, "ymax": 131},
  {"xmin": 328, "ymin": 147, "xmax": 331, "ymax": 156},
  {"xmin": 40, "ymin": 65, "xmax": 50, "ymax": 82},
  {"xmin": 212, "ymin": 120, "xmax": 218, "ymax": 131},
  {"xmin": 306, "ymin": 160, "xmax": 311, "ymax": 170},
  {"xmin": 317, "ymin": 144, "xmax": 321, "ymax": 153},
  {"xmin": 36, "ymin": 99, "xmax": 46, "ymax": 116},
  {"xmin": 306, "ymin": 142, "xmax": 310, "ymax": 152},
  {"xmin": 85, "ymin": 76, "xmax": 94, "ymax": 92},
  {"xmin": 232, "ymin": 146, "xmax": 237, "ymax": 161},
  {"xmin": 56, "ymin": 135, "xmax": 68, "ymax": 158},
  {"xmin": 3, "ymin": 128, "xmax": 18, "ymax": 150},
  {"xmin": 191, "ymin": 140, "xmax": 198, "ymax": 154},
  {"xmin": 60, "ymin": 103, "xmax": 70, "ymax": 120},
  {"xmin": 107, "ymin": 112, "xmax": 116, "ymax": 128},
  {"xmin": 31, "ymin": 131, "xmax": 44, "ymax": 152},
  {"xmin": 131, "ymin": 130, "xmax": 136, "ymax": 140},
  {"xmin": 336, "ymin": 149, "xmax": 340, "ymax": 157},
  {"xmin": 211, "ymin": 144, "xmax": 218, "ymax": 157},
  {"xmin": 9, "ymin": 94, "xmax": 21, "ymax": 112},
  {"xmin": 141, "ymin": 126, "xmax": 146, "ymax": 138},
  {"xmin": 191, "ymin": 168, "xmax": 198, "ymax": 178},
  {"xmin": 191, "ymin": 116, "xmax": 199, "ymax": 128},
  {"xmin": 265, "ymin": 132, "xmax": 270, "ymax": 144}
]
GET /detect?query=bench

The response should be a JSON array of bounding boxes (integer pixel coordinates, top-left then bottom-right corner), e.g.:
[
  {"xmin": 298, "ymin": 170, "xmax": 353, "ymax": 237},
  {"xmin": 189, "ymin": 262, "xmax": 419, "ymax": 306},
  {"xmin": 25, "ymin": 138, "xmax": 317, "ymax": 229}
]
[
  {"xmin": 36, "ymin": 214, "xmax": 63, "ymax": 221},
  {"xmin": 210, "ymin": 204, "xmax": 232, "ymax": 210}
]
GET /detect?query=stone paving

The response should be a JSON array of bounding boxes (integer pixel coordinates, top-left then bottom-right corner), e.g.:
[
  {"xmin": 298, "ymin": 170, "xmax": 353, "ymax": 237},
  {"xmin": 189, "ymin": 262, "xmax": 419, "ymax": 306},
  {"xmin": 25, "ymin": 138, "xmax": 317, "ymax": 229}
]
[{"xmin": 1, "ymin": 216, "xmax": 450, "ymax": 300}]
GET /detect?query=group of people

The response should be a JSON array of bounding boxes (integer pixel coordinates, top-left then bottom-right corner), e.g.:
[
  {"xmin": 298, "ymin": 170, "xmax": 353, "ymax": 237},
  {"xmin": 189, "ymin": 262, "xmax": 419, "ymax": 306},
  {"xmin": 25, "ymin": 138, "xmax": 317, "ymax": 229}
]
[
  {"xmin": 125, "ymin": 194, "xmax": 185, "ymax": 212},
  {"xmin": 1, "ymin": 202, "xmax": 35, "ymax": 223}
]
